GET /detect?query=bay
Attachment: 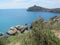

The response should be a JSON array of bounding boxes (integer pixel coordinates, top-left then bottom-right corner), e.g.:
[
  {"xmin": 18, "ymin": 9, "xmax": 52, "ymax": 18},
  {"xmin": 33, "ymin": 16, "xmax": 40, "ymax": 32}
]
[{"xmin": 0, "ymin": 9, "xmax": 59, "ymax": 33}]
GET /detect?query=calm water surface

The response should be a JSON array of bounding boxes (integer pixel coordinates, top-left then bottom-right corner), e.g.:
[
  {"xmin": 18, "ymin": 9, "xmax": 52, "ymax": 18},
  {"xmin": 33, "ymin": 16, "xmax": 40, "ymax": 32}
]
[{"xmin": 0, "ymin": 9, "xmax": 59, "ymax": 33}]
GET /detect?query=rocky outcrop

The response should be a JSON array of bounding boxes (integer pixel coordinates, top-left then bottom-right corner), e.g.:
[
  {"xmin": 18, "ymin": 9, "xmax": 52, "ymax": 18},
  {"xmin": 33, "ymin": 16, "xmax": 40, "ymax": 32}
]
[
  {"xmin": 6, "ymin": 27, "xmax": 17, "ymax": 35},
  {"xmin": 6, "ymin": 25, "xmax": 28, "ymax": 35},
  {"xmin": 47, "ymin": 15, "xmax": 60, "ymax": 25},
  {"xmin": 27, "ymin": 5, "xmax": 50, "ymax": 12},
  {"xmin": 27, "ymin": 5, "xmax": 60, "ymax": 12},
  {"xmin": 52, "ymin": 15, "xmax": 60, "ymax": 23},
  {"xmin": 50, "ymin": 15, "xmax": 60, "ymax": 22}
]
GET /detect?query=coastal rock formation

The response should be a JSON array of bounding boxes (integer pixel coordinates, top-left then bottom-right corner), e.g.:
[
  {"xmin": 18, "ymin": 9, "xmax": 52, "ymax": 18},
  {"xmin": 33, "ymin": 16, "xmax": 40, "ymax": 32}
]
[
  {"xmin": 49, "ymin": 15, "xmax": 60, "ymax": 22},
  {"xmin": 27, "ymin": 5, "xmax": 60, "ymax": 12},
  {"xmin": 27, "ymin": 5, "xmax": 49, "ymax": 12},
  {"xmin": 7, "ymin": 25, "xmax": 28, "ymax": 35},
  {"xmin": 47, "ymin": 15, "xmax": 60, "ymax": 26},
  {"xmin": 7, "ymin": 27, "xmax": 17, "ymax": 35}
]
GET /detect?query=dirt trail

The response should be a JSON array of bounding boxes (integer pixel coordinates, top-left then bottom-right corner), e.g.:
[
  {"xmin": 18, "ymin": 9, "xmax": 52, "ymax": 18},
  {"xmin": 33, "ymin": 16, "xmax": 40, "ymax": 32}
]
[
  {"xmin": 15, "ymin": 41, "xmax": 21, "ymax": 45},
  {"xmin": 8, "ymin": 41, "xmax": 21, "ymax": 45},
  {"xmin": 52, "ymin": 30, "xmax": 60, "ymax": 38}
]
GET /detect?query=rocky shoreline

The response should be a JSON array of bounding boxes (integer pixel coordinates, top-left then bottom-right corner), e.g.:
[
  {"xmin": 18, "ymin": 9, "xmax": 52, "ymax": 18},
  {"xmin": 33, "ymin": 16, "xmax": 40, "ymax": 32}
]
[
  {"xmin": 6, "ymin": 25, "xmax": 29, "ymax": 35},
  {"xmin": 0, "ymin": 25, "xmax": 31, "ymax": 37}
]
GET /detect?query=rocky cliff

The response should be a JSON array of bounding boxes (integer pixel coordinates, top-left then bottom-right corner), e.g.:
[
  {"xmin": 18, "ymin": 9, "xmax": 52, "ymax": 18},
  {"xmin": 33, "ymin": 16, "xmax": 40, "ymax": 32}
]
[
  {"xmin": 27, "ymin": 5, "xmax": 60, "ymax": 12},
  {"xmin": 27, "ymin": 5, "xmax": 50, "ymax": 12}
]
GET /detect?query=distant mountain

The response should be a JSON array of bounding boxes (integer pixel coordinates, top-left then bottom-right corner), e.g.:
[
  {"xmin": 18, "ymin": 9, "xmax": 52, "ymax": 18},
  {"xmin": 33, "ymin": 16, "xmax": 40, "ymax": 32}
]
[
  {"xmin": 27, "ymin": 5, "xmax": 50, "ymax": 12},
  {"xmin": 27, "ymin": 5, "xmax": 60, "ymax": 12}
]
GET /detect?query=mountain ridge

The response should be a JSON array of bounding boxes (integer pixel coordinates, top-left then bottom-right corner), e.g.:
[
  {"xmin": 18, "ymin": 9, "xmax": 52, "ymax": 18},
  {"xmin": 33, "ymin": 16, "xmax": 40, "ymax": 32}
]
[{"xmin": 27, "ymin": 5, "xmax": 60, "ymax": 12}]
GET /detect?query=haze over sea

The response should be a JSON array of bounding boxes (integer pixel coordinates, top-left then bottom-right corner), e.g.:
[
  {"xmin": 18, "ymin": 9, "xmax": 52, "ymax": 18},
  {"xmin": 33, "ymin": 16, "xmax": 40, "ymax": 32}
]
[{"xmin": 0, "ymin": 9, "xmax": 59, "ymax": 33}]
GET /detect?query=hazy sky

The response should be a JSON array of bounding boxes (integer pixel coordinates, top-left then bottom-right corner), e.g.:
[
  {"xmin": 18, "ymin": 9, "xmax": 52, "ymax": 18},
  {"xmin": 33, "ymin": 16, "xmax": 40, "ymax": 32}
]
[{"xmin": 0, "ymin": 0, "xmax": 60, "ymax": 9}]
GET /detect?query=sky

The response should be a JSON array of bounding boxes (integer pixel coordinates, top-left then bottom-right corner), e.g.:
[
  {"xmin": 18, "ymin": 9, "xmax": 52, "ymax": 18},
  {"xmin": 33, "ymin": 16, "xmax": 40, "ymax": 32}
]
[{"xmin": 0, "ymin": 0, "xmax": 60, "ymax": 9}]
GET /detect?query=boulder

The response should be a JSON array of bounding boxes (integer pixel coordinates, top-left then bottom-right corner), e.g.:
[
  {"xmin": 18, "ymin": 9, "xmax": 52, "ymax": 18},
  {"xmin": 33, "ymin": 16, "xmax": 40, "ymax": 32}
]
[
  {"xmin": 7, "ymin": 27, "xmax": 17, "ymax": 35},
  {"xmin": 15, "ymin": 25, "xmax": 22, "ymax": 30},
  {"xmin": 7, "ymin": 25, "xmax": 29, "ymax": 35},
  {"xmin": 15, "ymin": 25, "xmax": 28, "ymax": 32},
  {"xmin": 19, "ymin": 26, "xmax": 28, "ymax": 33},
  {"xmin": 52, "ymin": 15, "xmax": 60, "ymax": 23},
  {"xmin": 24, "ymin": 30, "xmax": 29, "ymax": 33}
]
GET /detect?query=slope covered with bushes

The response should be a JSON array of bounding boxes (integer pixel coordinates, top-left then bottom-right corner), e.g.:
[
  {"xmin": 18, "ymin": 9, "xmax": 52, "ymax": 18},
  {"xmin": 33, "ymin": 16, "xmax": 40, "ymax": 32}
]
[{"xmin": 7, "ymin": 30, "xmax": 60, "ymax": 45}]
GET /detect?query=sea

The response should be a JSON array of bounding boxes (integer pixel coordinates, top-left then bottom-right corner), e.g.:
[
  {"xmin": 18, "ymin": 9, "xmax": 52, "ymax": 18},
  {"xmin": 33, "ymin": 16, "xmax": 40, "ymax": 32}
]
[{"xmin": 0, "ymin": 9, "xmax": 59, "ymax": 34}]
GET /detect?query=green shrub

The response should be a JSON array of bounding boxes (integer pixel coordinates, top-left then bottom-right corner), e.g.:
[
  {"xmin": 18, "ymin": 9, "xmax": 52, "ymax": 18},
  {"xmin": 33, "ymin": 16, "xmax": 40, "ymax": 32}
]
[
  {"xmin": 8, "ymin": 29, "xmax": 60, "ymax": 45},
  {"xmin": 0, "ymin": 36, "xmax": 9, "ymax": 45}
]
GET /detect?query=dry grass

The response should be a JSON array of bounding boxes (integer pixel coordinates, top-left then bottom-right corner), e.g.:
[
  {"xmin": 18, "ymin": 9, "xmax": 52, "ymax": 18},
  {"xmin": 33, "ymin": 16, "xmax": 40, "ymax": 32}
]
[{"xmin": 8, "ymin": 41, "xmax": 21, "ymax": 45}]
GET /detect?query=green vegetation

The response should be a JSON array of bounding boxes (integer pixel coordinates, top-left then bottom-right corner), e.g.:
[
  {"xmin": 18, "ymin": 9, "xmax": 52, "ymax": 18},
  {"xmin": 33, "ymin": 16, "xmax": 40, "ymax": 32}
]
[
  {"xmin": 7, "ymin": 30, "xmax": 60, "ymax": 45},
  {"xmin": 32, "ymin": 16, "xmax": 60, "ymax": 30},
  {"xmin": 32, "ymin": 18, "xmax": 44, "ymax": 30},
  {"xmin": 0, "ymin": 36, "xmax": 9, "ymax": 45}
]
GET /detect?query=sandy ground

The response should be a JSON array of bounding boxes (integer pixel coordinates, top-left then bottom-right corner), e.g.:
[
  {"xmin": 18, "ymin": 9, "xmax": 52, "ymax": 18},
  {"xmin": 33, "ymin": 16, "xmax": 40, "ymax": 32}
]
[
  {"xmin": 15, "ymin": 41, "xmax": 21, "ymax": 45},
  {"xmin": 52, "ymin": 30, "xmax": 60, "ymax": 38}
]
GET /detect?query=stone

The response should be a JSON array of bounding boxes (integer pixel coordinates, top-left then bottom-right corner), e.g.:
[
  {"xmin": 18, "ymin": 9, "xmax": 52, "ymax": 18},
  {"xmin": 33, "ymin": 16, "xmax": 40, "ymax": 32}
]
[
  {"xmin": 6, "ymin": 25, "xmax": 29, "ymax": 35},
  {"xmin": 7, "ymin": 27, "xmax": 17, "ymax": 35}
]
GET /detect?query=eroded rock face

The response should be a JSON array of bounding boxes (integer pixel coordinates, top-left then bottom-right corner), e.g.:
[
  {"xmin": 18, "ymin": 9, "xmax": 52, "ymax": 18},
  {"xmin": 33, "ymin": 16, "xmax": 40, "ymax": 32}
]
[
  {"xmin": 7, "ymin": 25, "xmax": 28, "ymax": 35},
  {"xmin": 50, "ymin": 15, "xmax": 60, "ymax": 23},
  {"xmin": 15, "ymin": 25, "xmax": 28, "ymax": 33}
]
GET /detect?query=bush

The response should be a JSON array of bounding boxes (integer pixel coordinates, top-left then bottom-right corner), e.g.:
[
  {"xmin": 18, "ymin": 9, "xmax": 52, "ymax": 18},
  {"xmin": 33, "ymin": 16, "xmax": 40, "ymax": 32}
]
[
  {"xmin": 8, "ymin": 29, "xmax": 60, "ymax": 45},
  {"xmin": 0, "ymin": 36, "xmax": 9, "ymax": 45}
]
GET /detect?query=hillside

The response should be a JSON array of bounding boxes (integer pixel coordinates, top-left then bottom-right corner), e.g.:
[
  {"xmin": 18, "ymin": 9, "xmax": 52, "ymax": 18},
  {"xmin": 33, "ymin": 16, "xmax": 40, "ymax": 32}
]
[
  {"xmin": 27, "ymin": 5, "xmax": 50, "ymax": 12},
  {"xmin": 27, "ymin": 5, "xmax": 60, "ymax": 12}
]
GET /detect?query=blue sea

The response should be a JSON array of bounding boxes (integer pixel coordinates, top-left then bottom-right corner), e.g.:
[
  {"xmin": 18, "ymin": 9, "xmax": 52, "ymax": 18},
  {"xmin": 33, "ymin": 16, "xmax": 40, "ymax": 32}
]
[{"xmin": 0, "ymin": 9, "xmax": 59, "ymax": 33}]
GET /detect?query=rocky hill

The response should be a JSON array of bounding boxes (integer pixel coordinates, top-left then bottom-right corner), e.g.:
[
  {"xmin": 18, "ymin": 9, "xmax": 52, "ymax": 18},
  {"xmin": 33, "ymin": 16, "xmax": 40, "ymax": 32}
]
[
  {"xmin": 27, "ymin": 5, "xmax": 50, "ymax": 12},
  {"xmin": 27, "ymin": 5, "xmax": 60, "ymax": 12}
]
